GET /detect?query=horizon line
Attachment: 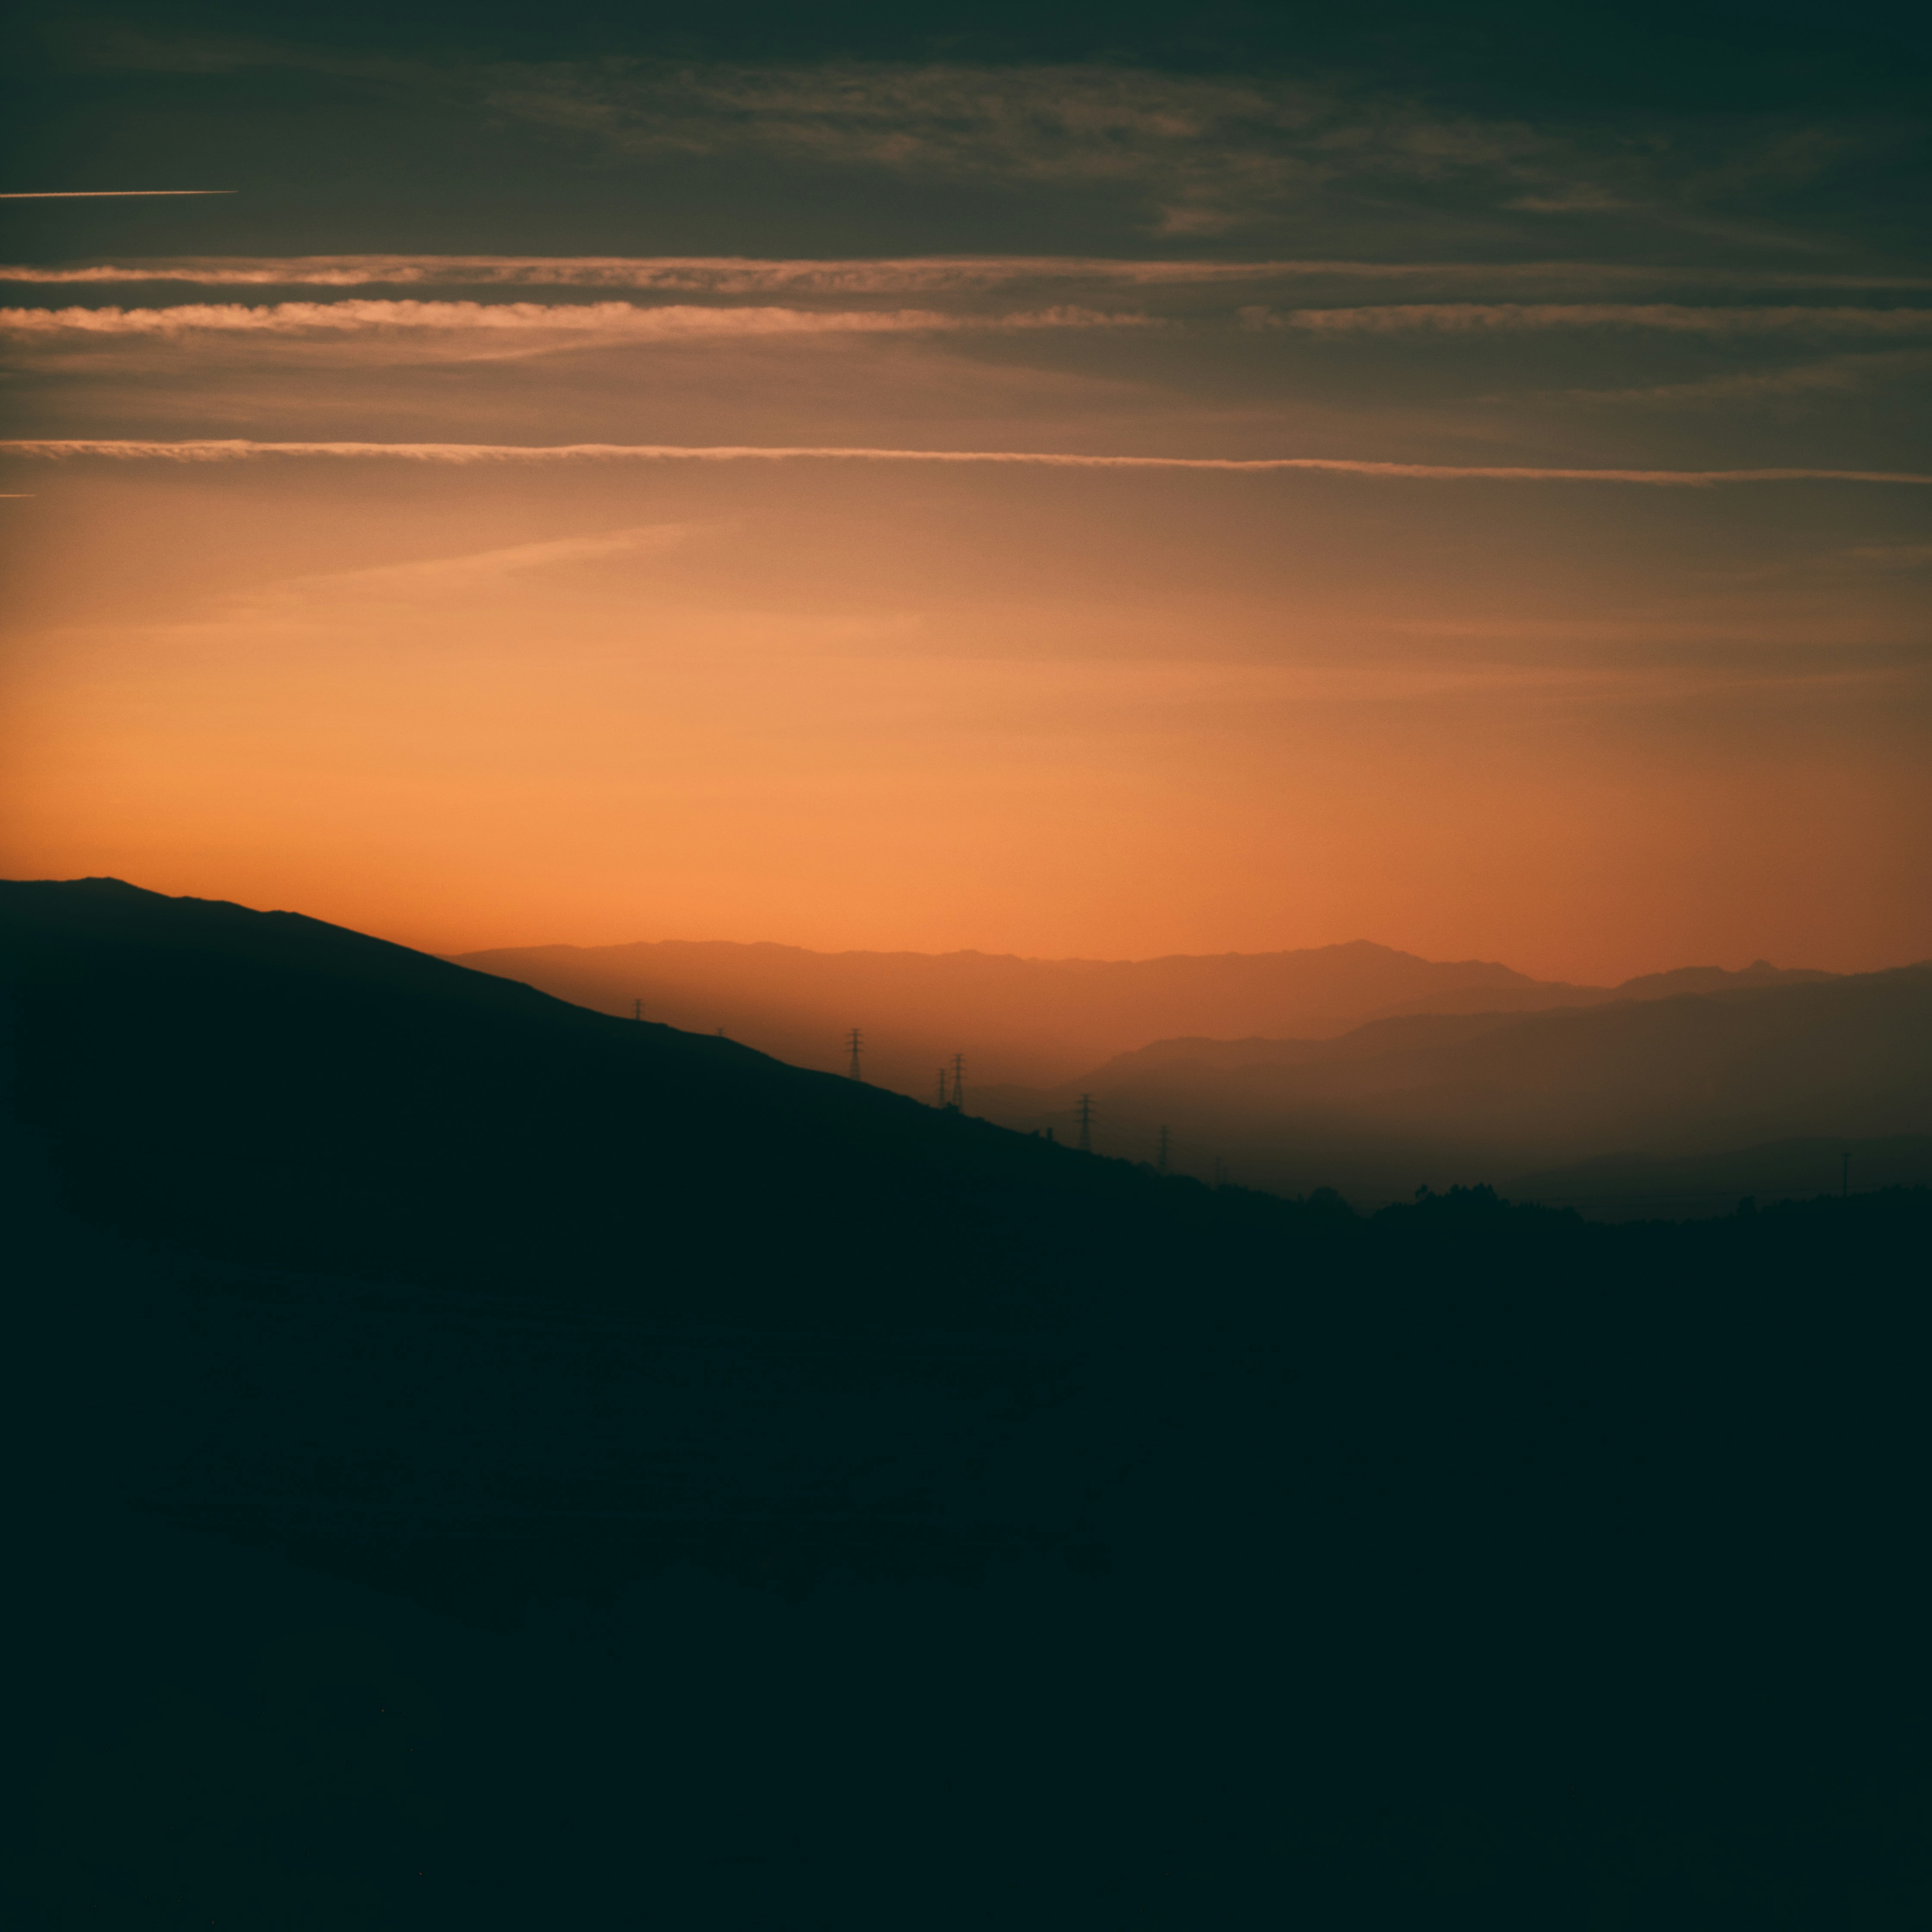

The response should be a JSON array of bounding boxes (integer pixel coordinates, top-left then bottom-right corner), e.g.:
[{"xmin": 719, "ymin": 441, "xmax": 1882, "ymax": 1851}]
[{"xmin": 5, "ymin": 438, "xmax": 1929, "ymax": 486}]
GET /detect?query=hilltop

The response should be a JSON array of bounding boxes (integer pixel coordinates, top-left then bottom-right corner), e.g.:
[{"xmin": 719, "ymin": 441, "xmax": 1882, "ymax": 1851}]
[{"xmin": 0, "ymin": 877, "xmax": 1208, "ymax": 1324}]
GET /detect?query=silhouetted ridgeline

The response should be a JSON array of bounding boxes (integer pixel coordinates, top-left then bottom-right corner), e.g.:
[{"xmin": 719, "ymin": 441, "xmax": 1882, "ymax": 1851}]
[
  {"xmin": 4, "ymin": 878, "xmax": 1923, "ymax": 1310},
  {"xmin": 4, "ymin": 878, "xmax": 1931, "ymax": 1928},
  {"xmin": 452, "ymin": 932, "xmax": 1832, "ymax": 1091},
  {"xmin": 3, "ymin": 877, "xmax": 1195, "ymax": 1324},
  {"xmin": 975, "ymin": 965, "xmax": 1932, "ymax": 1204}
]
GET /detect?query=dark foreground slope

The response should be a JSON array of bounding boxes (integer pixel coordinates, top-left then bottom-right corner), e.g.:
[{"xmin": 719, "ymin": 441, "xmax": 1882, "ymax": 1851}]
[
  {"xmin": 0, "ymin": 878, "xmax": 1235, "ymax": 1325},
  {"xmin": 4, "ymin": 880, "xmax": 1931, "ymax": 1930}
]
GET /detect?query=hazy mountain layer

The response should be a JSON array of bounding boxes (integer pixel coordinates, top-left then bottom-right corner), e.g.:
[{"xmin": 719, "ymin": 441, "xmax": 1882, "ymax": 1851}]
[
  {"xmin": 972, "ymin": 968, "xmax": 1932, "ymax": 1205},
  {"xmin": 451, "ymin": 935, "xmax": 1832, "ymax": 1092}
]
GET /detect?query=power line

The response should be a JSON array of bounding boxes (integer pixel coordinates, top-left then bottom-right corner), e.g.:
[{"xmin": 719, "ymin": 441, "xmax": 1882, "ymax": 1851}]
[
  {"xmin": 1076, "ymin": 1093, "xmax": 1095, "ymax": 1153},
  {"xmin": 846, "ymin": 1026, "xmax": 864, "ymax": 1080}
]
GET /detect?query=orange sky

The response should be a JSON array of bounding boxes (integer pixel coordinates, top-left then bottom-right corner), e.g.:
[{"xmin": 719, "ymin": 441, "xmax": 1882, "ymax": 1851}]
[
  {"xmin": 4, "ymin": 427, "xmax": 1926, "ymax": 982},
  {"xmin": 2, "ymin": 58, "xmax": 1929, "ymax": 985}
]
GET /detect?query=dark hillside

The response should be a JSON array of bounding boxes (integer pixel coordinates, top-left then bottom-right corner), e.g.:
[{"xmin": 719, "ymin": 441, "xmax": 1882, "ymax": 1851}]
[
  {"xmin": 0, "ymin": 878, "xmax": 1228, "ymax": 1324},
  {"xmin": 6, "ymin": 879, "xmax": 1932, "ymax": 1929},
  {"xmin": 1511, "ymin": 1134, "xmax": 1932, "ymax": 1220}
]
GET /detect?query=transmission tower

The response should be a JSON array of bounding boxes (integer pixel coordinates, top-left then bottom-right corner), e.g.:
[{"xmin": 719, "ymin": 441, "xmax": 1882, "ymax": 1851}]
[
  {"xmin": 1076, "ymin": 1093, "xmax": 1095, "ymax": 1152},
  {"xmin": 950, "ymin": 1053, "xmax": 966, "ymax": 1110},
  {"xmin": 1157, "ymin": 1124, "xmax": 1170, "ymax": 1174},
  {"xmin": 846, "ymin": 1026, "xmax": 864, "ymax": 1080},
  {"xmin": 937, "ymin": 1068, "xmax": 950, "ymax": 1107},
  {"xmin": 632, "ymin": 997, "xmax": 643, "ymax": 1022}
]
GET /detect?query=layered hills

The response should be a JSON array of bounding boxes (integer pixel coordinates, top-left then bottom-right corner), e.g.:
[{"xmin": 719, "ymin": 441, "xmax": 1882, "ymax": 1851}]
[
  {"xmin": 973, "ymin": 966, "xmax": 1932, "ymax": 1208},
  {"xmin": 448, "ymin": 922, "xmax": 1916, "ymax": 1212},
  {"xmin": 450, "ymin": 933, "xmax": 1833, "ymax": 1092}
]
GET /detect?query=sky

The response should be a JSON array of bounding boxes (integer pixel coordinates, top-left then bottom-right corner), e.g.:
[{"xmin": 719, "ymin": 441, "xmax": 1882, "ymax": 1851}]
[{"xmin": 1, "ymin": 1, "xmax": 1928, "ymax": 982}]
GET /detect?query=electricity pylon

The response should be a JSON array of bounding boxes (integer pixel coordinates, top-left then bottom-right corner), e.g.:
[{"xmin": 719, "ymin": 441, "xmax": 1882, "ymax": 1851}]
[{"xmin": 846, "ymin": 1027, "xmax": 864, "ymax": 1080}]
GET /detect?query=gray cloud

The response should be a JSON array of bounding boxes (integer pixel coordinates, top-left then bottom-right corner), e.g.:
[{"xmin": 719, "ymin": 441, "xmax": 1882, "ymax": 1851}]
[{"xmin": 478, "ymin": 60, "xmax": 1560, "ymax": 235}]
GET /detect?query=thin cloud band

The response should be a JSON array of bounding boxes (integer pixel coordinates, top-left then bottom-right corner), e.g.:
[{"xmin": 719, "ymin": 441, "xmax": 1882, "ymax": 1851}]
[{"xmin": 3, "ymin": 439, "xmax": 1929, "ymax": 486}]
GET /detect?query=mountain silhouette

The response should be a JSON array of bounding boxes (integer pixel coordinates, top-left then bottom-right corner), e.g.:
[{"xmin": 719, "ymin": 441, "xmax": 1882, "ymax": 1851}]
[
  {"xmin": 448, "ymin": 934, "xmax": 1566, "ymax": 1089},
  {"xmin": 6, "ymin": 877, "xmax": 1932, "ymax": 1930},
  {"xmin": 1, "ymin": 877, "xmax": 1224, "ymax": 1323},
  {"xmin": 973, "ymin": 966, "xmax": 1932, "ymax": 1203},
  {"xmin": 449, "ymin": 934, "xmax": 1839, "ymax": 1095},
  {"xmin": 1359, "ymin": 956, "xmax": 1835, "ymax": 1023}
]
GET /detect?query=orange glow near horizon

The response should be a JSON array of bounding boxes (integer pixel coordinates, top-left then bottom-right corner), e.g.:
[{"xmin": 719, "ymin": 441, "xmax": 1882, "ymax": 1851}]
[
  {"xmin": 5, "ymin": 444, "xmax": 1927, "ymax": 984},
  {"xmin": 3, "ymin": 256, "xmax": 1929, "ymax": 986}
]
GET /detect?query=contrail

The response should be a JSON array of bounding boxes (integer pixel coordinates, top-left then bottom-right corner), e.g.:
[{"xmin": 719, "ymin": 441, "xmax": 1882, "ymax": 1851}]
[
  {"xmin": 2, "ymin": 254, "xmax": 1923, "ymax": 290},
  {"xmin": 0, "ymin": 300, "xmax": 1150, "ymax": 337},
  {"xmin": 0, "ymin": 190, "xmax": 236, "ymax": 199},
  {"xmin": 2, "ymin": 438, "xmax": 1929, "ymax": 487}
]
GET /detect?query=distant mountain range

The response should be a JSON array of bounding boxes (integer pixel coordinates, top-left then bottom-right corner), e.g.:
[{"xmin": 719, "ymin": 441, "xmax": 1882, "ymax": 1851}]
[
  {"xmin": 449, "ymin": 935, "xmax": 1836, "ymax": 1092},
  {"xmin": 969, "ymin": 965, "xmax": 1932, "ymax": 1208},
  {"xmin": 11, "ymin": 881, "xmax": 1922, "ymax": 1237}
]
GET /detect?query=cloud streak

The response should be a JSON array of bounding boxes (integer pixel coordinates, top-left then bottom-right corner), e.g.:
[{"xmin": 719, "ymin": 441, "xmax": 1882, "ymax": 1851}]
[
  {"xmin": 0, "ymin": 190, "xmax": 234, "ymax": 199},
  {"xmin": 7, "ymin": 257, "xmax": 1923, "ymax": 294},
  {"xmin": 257, "ymin": 524, "xmax": 697, "ymax": 601},
  {"xmin": 6, "ymin": 439, "xmax": 1928, "ymax": 487},
  {"xmin": 483, "ymin": 60, "xmax": 1541, "ymax": 235},
  {"xmin": 0, "ymin": 300, "xmax": 1154, "ymax": 340},
  {"xmin": 1250, "ymin": 303, "xmax": 1932, "ymax": 337},
  {"xmin": 1561, "ymin": 349, "xmax": 1932, "ymax": 408},
  {"xmin": 471, "ymin": 58, "xmax": 1904, "ymax": 243}
]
